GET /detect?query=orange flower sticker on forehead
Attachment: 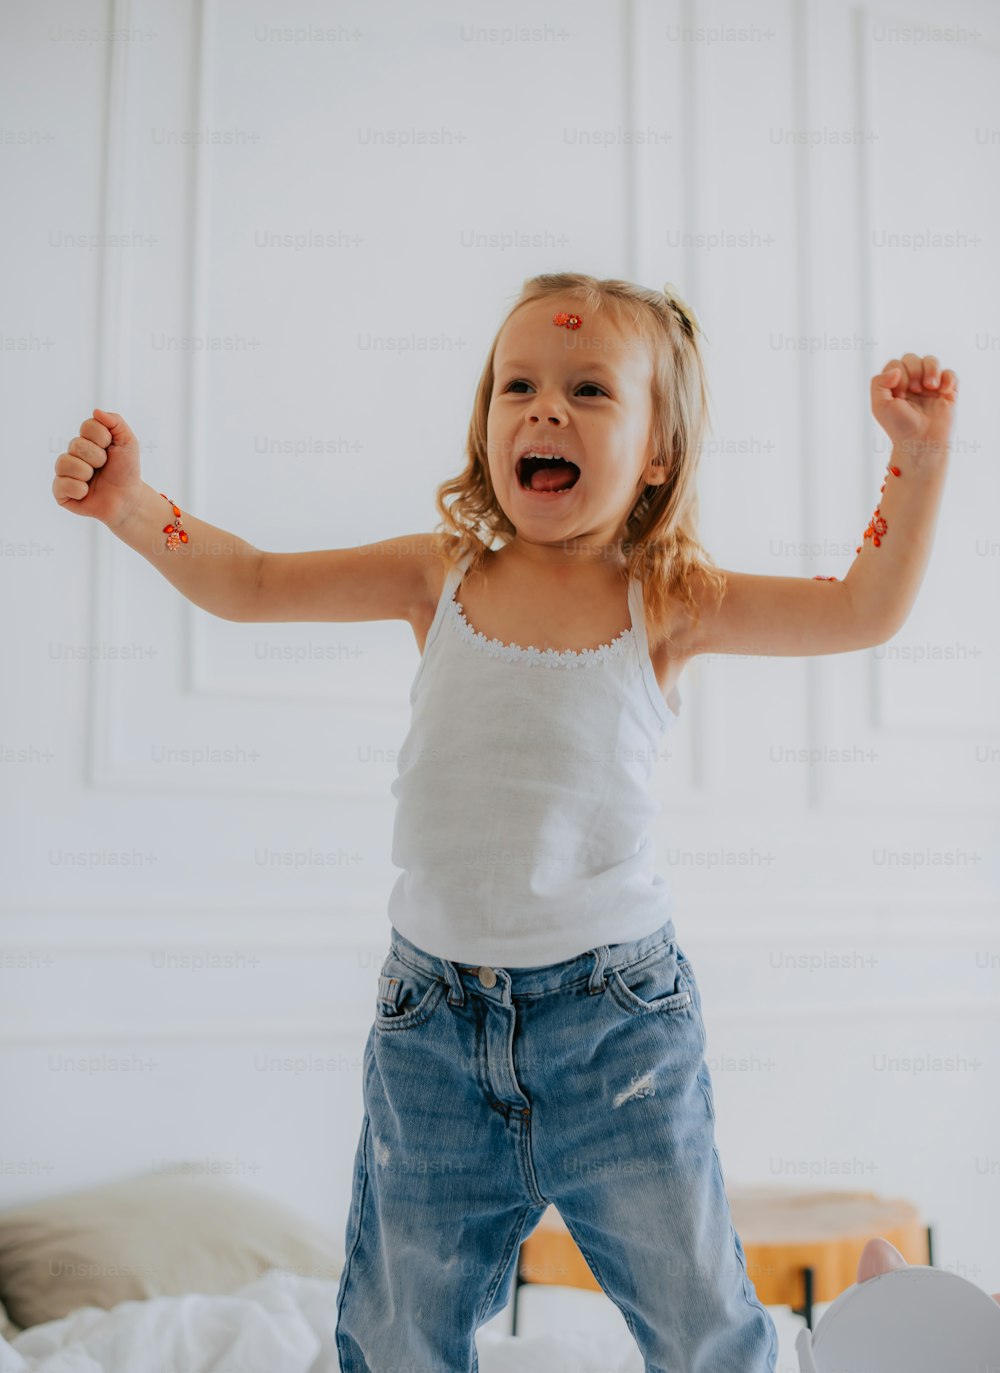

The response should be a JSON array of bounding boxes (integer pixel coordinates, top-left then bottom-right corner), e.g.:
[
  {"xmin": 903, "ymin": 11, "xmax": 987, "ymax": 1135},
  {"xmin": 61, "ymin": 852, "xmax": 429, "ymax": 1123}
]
[{"xmin": 552, "ymin": 311, "xmax": 582, "ymax": 330}]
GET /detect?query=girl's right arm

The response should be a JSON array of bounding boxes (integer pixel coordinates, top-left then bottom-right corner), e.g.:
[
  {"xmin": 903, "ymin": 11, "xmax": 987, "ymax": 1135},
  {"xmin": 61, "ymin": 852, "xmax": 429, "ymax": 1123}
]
[{"xmin": 52, "ymin": 408, "xmax": 435, "ymax": 626}]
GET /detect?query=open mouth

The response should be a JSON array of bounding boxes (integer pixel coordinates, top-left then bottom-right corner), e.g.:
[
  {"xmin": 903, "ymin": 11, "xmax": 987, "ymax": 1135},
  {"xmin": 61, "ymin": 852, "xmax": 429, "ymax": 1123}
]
[{"xmin": 516, "ymin": 454, "xmax": 581, "ymax": 492}]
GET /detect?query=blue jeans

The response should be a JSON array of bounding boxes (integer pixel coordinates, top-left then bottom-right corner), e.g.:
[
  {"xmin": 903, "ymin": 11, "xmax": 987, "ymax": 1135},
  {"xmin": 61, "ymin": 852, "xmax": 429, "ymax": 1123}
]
[{"xmin": 335, "ymin": 920, "xmax": 778, "ymax": 1372}]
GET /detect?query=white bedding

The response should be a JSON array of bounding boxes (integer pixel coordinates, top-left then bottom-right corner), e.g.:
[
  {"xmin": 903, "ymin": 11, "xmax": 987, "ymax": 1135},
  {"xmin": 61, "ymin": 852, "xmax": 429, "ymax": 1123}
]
[{"xmin": 0, "ymin": 1269, "xmax": 644, "ymax": 1373}]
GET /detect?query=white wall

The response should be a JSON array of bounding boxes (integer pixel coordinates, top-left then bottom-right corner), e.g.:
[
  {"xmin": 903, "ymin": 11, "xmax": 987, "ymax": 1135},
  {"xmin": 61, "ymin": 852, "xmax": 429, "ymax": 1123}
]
[{"xmin": 2, "ymin": 0, "xmax": 999, "ymax": 1314}]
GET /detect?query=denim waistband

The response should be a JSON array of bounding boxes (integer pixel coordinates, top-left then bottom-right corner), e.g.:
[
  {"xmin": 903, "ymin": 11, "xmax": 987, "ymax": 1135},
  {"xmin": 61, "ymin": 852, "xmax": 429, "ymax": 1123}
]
[{"xmin": 388, "ymin": 919, "xmax": 677, "ymax": 1001}]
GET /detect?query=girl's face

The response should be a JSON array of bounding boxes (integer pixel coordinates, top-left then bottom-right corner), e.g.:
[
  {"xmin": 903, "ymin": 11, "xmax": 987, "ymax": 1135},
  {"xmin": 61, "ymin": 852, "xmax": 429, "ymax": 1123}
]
[{"xmin": 486, "ymin": 298, "xmax": 665, "ymax": 562}]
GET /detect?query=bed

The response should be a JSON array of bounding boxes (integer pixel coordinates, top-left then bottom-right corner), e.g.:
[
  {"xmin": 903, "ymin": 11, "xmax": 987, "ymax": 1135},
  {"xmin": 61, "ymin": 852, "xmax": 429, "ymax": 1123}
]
[{"xmin": 0, "ymin": 1170, "xmax": 645, "ymax": 1372}]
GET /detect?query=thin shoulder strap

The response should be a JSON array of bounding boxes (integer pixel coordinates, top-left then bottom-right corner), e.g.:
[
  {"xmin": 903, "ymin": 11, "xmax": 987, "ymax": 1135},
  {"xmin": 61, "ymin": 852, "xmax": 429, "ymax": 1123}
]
[
  {"xmin": 420, "ymin": 542, "xmax": 477, "ymax": 659},
  {"xmin": 628, "ymin": 573, "xmax": 682, "ymax": 721},
  {"xmin": 627, "ymin": 574, "xmax": 652, "ymax": 659},
  {"xmin": 438, "ymin": 543, "xmax": 476, "ymax": 606}
]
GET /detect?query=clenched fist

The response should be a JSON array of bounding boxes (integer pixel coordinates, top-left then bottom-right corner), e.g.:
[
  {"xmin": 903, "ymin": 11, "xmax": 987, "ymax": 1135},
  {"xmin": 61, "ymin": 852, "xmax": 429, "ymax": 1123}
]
[
  {"xmin": 871, "ymin": 354, "xmax": 958, "ymax": 451},
  {"xmin": 52, "ymin": 409, "xmax": 144, "ymax": 528}
]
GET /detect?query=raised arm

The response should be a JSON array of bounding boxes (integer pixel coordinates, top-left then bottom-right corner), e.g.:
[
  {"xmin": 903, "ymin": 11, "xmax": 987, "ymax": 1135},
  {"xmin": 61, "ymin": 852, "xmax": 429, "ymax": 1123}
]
[
  {"xmin": 53, "ymin": 410, "xmax": 435, "ymax": 627},
  {"xmin": 682, "ymin": 353, "xmax": 958, "ymax": 659}
]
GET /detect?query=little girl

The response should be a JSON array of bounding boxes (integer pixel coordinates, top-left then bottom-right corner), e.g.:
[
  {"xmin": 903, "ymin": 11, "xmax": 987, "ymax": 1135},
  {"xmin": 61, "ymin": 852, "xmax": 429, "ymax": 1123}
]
[{"xmin": 53, "ymin": 273, "xmax": 957, "ymax": 1372}]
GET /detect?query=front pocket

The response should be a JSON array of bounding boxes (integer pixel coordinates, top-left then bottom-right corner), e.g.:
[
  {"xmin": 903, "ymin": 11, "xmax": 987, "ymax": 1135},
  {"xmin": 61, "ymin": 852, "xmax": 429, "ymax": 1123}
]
[
  {"xmin": 606, "ymin": 943, "xmax": 693, "ymax": 1016},
  {"xmin": 374, "ymin": 951, "xmax": 446, "ymax": 1031}
]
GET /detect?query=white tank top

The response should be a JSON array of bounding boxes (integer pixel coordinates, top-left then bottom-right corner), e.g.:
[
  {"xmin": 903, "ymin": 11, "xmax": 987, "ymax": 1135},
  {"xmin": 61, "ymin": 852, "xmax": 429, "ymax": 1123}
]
[{"xmin": 386, "ymin": 545, "xmax": 683, "ymax": 967}]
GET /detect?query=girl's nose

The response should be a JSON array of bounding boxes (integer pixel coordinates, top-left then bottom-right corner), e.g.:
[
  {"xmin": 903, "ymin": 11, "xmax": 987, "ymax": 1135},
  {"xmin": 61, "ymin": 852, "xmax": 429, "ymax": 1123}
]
[{"xmin": 527, "ymin": 401, "xmax": 568, "ymax": 425}]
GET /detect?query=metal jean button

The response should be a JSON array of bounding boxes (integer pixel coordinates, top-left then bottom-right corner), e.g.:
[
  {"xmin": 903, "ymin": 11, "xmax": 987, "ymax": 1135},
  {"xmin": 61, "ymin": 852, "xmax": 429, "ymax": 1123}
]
[{"xmin": 478, "ymin": 966, "xmax": 497, "ymax": 988}]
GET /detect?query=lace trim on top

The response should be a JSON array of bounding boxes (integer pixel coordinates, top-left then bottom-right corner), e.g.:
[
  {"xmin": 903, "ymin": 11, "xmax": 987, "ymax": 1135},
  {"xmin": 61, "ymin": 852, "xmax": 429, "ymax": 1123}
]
[{"xmin": 448, "ymin": 594, "xmax": 634, "ymax": 668}]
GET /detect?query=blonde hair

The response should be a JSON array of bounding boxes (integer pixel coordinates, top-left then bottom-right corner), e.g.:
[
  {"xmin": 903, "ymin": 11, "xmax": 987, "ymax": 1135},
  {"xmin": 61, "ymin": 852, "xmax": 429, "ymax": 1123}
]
[{"xmin": 431, "ymin": 272, "xmax": 727, "ymax": 646}]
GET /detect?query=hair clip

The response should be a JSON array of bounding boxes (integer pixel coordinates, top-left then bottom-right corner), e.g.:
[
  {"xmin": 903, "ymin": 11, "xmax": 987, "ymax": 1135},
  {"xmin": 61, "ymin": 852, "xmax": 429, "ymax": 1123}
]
[{"xmin": 553, "ymin": 311, "xmax": 582, "ymax": 330}]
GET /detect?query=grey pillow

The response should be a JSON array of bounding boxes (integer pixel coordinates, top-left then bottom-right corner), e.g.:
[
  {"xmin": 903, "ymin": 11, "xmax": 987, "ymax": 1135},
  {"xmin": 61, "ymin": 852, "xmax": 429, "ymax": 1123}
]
[{"xmin": 0, "ymin": 1169, "xmax": 343, "ymax": 1330}]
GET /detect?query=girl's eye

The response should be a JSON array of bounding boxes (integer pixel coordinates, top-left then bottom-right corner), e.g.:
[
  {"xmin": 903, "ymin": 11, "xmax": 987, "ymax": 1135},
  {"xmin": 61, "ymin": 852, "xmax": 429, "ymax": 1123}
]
[{"xmin": 503, "ymin": 380, "xmax": 606, "ymax": 396}]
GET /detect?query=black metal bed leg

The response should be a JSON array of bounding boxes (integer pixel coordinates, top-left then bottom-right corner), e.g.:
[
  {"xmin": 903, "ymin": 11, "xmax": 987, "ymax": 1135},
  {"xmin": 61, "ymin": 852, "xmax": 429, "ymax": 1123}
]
[
  {"xmin": 510, "ymin": 1266, "xmax": 523, "ymax": 1336},
  {"xmin": 803, "ymin": 1265, "xmax": 814, "ymax": 1330},
  {"xmin": 927, "ymin": 1223, "xmax": 934, "ymax": 1267},
  {"xmin": 790, "ymin": 1265, "xmax": 816, "ymax": 1331}
]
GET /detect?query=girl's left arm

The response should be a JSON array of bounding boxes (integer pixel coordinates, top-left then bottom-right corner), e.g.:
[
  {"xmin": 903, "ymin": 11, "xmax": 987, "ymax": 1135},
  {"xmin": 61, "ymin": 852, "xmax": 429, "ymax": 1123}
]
[{"xmin": 684, "ymin": 352, "xmax": 958, "ymax": 658}]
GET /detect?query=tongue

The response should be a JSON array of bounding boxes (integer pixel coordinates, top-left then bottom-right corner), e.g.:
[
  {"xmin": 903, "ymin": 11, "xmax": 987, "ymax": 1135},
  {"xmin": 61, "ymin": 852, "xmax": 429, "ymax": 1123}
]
[{"xmin": 530, "ymin": 465, "xmax": 577, "ymax": 492}]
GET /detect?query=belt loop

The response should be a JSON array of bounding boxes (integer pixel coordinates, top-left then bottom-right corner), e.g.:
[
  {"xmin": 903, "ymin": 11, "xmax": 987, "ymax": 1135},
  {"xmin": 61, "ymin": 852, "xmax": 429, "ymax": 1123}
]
[
  {"xmin": 441, "ymin": 957, "xmax": 466, "ymax": 1008},
  {"xmin": 588, "ymin": 944, "xmax": 610, "ymax": 994}
]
